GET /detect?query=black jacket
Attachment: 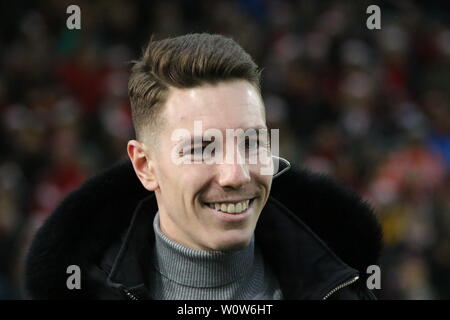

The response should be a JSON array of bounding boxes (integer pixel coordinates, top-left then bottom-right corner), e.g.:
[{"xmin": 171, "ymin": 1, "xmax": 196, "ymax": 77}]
[{"xmin": 24, "ymin": 159, "xmax": 383, "ymax": 300}]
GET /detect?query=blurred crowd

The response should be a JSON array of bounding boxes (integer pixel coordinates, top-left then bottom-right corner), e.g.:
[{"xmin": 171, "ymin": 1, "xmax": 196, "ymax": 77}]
[{"xmin": 0, "ymin": 0, "xmax": 449, "ymax": 299}]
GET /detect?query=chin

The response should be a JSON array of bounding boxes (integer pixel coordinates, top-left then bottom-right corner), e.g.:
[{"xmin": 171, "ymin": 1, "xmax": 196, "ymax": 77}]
[{"xmin": 210, "ymin": 231, "xmax": 253, "ymax": 251}]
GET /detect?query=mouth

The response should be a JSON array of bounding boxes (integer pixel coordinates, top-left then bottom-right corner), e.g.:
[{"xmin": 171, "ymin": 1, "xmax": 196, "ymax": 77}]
[{"xmin": 202, "ymin": 198, "xmax": 256, "ymax": 221}]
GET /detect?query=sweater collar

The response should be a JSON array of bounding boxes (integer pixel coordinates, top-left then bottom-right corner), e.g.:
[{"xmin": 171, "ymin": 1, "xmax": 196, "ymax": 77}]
[{"xmin": 151, "ymin": 212, "xmax": 255, "ymax": 288}]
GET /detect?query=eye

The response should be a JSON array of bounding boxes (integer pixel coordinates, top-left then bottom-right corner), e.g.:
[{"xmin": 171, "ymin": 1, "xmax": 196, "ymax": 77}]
[
  {"xmin": 191, "ymin": 145, "xmax": 208, "ymax": 154},
  {"xmin": 244, "ymin": 137, "xmax": 259, "ymax": 150},
  {"xmin": 182, "ymin": 143, "xmax": 215, "ymax": 159}
]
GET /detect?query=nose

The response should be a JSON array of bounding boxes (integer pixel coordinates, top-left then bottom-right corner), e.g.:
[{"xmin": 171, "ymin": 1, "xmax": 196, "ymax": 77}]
[{"xmin": 217, "ymin": 162, "xmax": 251, "ymax": 189}]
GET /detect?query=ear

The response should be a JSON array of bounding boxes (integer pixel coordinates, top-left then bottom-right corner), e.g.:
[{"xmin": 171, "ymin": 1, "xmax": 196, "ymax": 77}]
[{"xmin": 127, "ymin": 139, "xmax": 159, "ymax": 191}]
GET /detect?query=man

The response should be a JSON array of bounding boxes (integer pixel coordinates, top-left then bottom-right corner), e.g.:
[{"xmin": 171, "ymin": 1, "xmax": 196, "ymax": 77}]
[{"xmin": 25, "ymin": 33, "xmax": 382, "ymax": 299}]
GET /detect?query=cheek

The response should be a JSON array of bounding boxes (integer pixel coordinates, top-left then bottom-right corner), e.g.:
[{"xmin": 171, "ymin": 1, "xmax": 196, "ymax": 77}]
[
  {"xmin": 250, "ymin": 165, "xmax": 273, "ymax": 190},
  {"xmin": 158, "ymin": 161, "xmax": 211, "ymax": 201},
  {"xmin": 181, "ymin": 165, "xmax": 213, "ymax": 195}
]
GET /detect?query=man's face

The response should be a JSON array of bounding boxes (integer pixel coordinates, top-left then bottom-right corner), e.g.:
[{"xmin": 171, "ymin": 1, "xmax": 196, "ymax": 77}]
[{"xmin": 145, "ymin": 80, "xmax": 273, "ymax": 251}]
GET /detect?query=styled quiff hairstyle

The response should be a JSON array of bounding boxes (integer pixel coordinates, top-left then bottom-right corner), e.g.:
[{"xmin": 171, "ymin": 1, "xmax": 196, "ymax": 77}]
[{"xmin": 128, "ymin": 33, "xmax": 262, "ymax": 142}]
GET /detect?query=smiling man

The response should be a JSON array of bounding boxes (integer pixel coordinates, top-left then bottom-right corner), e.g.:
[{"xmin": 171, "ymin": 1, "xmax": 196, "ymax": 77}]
[
  {"xmin": 25, "ymin": 33, "xmax": 383, "ymax": 300},
  {"xmin": 129, "ymin": 81, "xmax": 272, "ymax": 253}
]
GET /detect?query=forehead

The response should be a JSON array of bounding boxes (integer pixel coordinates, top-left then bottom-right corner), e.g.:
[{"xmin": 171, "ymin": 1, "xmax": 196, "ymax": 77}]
[{"xmin": 161, "ymin": 80, "xmax": 266, "ymax": 134}]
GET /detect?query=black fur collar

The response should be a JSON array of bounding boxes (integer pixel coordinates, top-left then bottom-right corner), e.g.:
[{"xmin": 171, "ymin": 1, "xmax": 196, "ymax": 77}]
[{"xmin": 24, "ymin": 159, "xmax": 383, "ymax": 299}]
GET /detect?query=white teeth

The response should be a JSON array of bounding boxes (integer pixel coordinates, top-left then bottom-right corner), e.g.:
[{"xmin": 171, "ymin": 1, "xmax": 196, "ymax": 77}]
[{"xmin": 207, "ymin": 200, "xmax": 251, "ymax": 214}]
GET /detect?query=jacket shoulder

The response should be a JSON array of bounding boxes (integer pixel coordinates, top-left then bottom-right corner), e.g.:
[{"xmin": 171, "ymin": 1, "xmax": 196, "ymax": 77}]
[
  {"xmin": 24, "ymin": 160, "xmax": 147, "ymax": 299},
  {"xmin": 270, "ymin": 167, "xmax": 383, "ymax": 280}
]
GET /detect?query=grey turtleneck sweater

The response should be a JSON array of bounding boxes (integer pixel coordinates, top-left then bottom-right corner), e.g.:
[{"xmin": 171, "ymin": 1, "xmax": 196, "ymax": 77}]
[{"xmin": 148, "ymin": 212, "xmax": 283, "ymax": 300}]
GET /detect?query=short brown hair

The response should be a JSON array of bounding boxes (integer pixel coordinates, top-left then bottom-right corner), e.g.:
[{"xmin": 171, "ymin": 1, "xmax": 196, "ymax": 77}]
[{"xmin": 128, "ymin": 33, "xmax": 261, "ymax": 142}]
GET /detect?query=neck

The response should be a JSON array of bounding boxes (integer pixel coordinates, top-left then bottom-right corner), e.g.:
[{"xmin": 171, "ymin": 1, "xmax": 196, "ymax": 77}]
[{"xmin": 152, "ymin": 212, "xmax": 255, "ymax": 287}]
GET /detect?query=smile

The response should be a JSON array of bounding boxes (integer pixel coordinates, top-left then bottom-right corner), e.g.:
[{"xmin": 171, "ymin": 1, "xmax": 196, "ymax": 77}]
[{"xmin": 206, "ymin": 200, "xmax": 250, "ymax": 214}]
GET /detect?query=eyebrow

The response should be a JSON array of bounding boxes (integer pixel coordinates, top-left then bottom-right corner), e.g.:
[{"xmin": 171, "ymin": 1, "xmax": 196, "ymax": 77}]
[{"xmin": 245, "ymin": 126, "xmax": 268, "ymax": 131}]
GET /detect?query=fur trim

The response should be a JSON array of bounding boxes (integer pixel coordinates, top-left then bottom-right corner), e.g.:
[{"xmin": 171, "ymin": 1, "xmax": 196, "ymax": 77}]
[{"xmin": 270, "ymin": 167, "xmax": 383, "ymax": 279}]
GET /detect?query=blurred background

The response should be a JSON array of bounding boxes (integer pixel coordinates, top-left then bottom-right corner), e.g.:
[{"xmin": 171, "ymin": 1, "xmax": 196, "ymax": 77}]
[{"xmin": 0, "ymin": 0, "xmax": 449, "ymax": 299}]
